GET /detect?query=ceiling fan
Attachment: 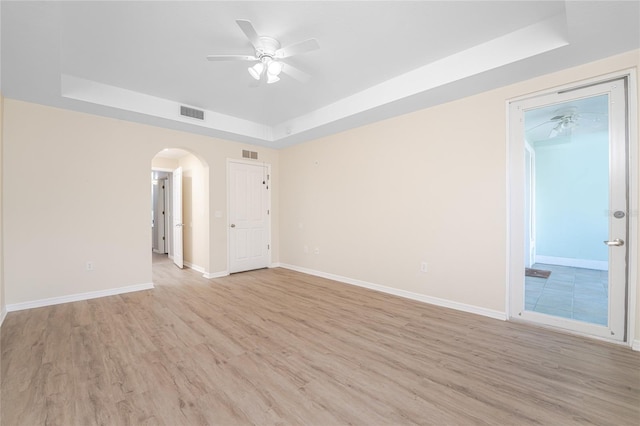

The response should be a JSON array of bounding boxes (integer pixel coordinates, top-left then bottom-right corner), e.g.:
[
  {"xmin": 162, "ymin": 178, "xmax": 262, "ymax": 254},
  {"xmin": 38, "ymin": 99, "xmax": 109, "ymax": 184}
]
[
  {"xmin": 546, "ymin": 107, "xmax": 580, "ymax": 138},
  {"xmin": 207, "ymin": 20, "xmax": 319, "ymax": 84},
  {"xmin": 527, "ymin": 106, "xmax": 606, "ymax": 139}
]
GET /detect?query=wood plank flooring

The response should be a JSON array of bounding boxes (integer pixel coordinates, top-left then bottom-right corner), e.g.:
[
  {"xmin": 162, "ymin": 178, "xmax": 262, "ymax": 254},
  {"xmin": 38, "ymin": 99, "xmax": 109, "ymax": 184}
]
[{"xmin": 1, "ymin": 254, "xmax": 639, "ymax": 425}]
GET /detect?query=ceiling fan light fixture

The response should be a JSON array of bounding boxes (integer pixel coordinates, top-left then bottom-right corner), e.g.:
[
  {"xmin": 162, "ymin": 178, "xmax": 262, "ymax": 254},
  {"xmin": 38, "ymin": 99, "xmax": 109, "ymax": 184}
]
[
  {"xmin": 267, "ymin": 60, "xmax": 283, "ymax": 77},
  {"xmin": 266, "ymin": 73, "xmax": 280, "ymax": 84},
  {"xmin": 248, "ymin": 62, "xmax": 264, "ymax": 80}
]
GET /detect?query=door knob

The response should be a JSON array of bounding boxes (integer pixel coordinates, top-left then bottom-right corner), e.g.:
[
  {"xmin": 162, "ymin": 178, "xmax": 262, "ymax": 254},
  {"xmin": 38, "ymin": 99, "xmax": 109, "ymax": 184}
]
[
  {"xmin": 175, "ymin": 223, "xmax": 184, "ymax": 227},
  {"xmin": 604, "ymin": 238, "xmax": 624, "ymax": 246},
  {"xmin": 230, "ymin": 224, "xmax": 236, "ymax": 228}
]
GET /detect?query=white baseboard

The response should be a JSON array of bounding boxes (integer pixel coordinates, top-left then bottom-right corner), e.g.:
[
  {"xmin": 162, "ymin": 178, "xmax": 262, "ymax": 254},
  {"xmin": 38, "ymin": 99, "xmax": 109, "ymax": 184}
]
[
  {"xmin": 0, "ymin": 305, "xmax": 7, "ymax": 327},
  {"xmin": 270, "ymin": 262, "xmax": 282, "ymax": 268},
  {"xmin": 632, "ymin": 339, "xmax": 640, "ymax": 351},
  {"xmin": 203, "ymin": 263, "xmax": 279, "ymax": 278},
  {"xmin": 184, "ymin": 261, "xmax": 205, "ymax": 274},
  {"xmin": 203, "ymin": 263, "xmax": 280, "ymax": 278},
  {"xmin": 183, "ymin": 261, "xmax": 220, "ymax": 279},
  {"xmin": 6, "ymin": 282, "xmax": 155, "ymax": 312},
  {"xmin": 535, "ymin": 255, "xmax": 608, "ymax": 271},
  {"xmin": 279, "ymin": 264, "xmax": 507, "ymax": 321},
  {"xmin": 204, "ymin": 270, "xmax": 229, "ymax": 279}
]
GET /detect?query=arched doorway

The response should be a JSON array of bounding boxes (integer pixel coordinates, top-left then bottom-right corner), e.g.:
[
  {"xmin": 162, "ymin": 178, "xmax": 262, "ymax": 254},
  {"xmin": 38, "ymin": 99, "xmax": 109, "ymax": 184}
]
[{"xmin": 151, "ymin": 148, "xmax": 210, "ymax": 275}]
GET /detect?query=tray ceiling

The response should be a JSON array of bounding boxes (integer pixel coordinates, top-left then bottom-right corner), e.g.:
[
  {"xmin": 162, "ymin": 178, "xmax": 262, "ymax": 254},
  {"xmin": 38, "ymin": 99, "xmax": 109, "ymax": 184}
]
[{"xmin": 2, "ymin": 1, "xmax": 639, "ymax": 148}]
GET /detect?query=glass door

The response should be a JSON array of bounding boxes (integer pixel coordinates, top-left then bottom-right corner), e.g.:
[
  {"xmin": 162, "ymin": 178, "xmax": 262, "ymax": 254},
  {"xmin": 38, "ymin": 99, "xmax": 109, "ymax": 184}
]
[{"xmin": 510, "ymin": 79, "xmax": 628, "ymax": 341}]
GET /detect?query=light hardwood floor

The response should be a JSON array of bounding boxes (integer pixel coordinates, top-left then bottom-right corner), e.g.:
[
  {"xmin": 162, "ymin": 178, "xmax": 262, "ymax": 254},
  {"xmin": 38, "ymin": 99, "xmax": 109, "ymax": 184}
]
[{"xmin": 1, "ymin": 254, "xmax": 639, "ymax": 425}]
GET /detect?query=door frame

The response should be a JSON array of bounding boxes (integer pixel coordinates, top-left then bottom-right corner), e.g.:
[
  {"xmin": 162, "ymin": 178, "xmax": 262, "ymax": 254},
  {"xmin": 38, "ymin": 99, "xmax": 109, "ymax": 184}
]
[
  {"xmin": 151, "ymin": 177, "xmax": 166, "ymax": 254},
  {"xmin": 524, "ymin": 141, "xmax": 536, "ymax": 268},
  {"xmin": 151, "ymin": 168, "xmax": 174, "ymax": 258},
  {"xmin": 226, "ymin": 158, "xmax": 272, "ymax": 273},
  {"xmin": 506, "ymin": 69, "xmax": 638, "ymax": 347},
  {"xmin": 172, "ymin": 166, "xmax": 184, "ymax": 269}
]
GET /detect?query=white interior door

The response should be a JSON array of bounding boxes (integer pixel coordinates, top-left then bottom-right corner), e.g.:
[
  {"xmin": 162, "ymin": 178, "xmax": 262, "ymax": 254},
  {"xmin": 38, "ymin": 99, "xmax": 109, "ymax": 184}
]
[
  {"xmin": 509, "ymin": 78, "xmax": 629, "ymax": 341},
  {"xmin": 229, "ymin": 161, "xmax": 270, "ymax": 273},
  {"xmin": 172, "ymin": 167, "xmax": 184, "ymax": 269}
]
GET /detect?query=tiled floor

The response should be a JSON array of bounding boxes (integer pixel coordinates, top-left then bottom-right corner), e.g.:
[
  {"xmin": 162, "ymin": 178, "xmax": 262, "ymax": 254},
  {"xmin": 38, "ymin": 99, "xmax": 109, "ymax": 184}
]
[{"xmin": 525, "ymin": 263, "xmax": 608, "ymax": 325}]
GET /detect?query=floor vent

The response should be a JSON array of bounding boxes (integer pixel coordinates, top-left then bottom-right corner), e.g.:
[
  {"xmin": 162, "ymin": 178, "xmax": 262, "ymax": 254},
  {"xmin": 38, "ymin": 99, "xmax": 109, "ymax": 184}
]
[
  {"xmin": 180, "ymin": 106, "xmax": 204, "ymax": 120},
  {"xmin": 242, "ymin": 150, "xmax": 258, "ymax": 160}
]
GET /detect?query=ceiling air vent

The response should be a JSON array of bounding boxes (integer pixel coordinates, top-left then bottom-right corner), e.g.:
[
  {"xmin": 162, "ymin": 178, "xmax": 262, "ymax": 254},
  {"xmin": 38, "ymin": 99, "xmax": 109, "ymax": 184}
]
[
  {"xmin": 180, "ymin": 106, "xmax": 204, "ymax": 120},
  {"xmin": 242, "ymin": 150, "xmax": 258, "ymax": 160}
]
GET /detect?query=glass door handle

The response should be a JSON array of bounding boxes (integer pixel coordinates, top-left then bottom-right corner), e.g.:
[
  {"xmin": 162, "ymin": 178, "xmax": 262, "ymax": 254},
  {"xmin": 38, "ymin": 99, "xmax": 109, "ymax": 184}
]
[{"xmin": 604, "ymin": 239, "xmax": 624, "ymax": 246}]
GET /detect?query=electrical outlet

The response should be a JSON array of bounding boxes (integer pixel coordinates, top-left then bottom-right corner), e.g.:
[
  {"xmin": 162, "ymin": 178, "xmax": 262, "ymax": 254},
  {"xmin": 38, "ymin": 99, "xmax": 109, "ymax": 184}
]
[
  {"xmin": 314, "ymin": 247, "xmax": 320, "ymax": 255},
  {"xmin": 420, "ymin": 261, "xmax": 428, "ymax": 273},
  {"xmin": 86, "ymin": 261, "xmax": 95, "ymax": 271}
]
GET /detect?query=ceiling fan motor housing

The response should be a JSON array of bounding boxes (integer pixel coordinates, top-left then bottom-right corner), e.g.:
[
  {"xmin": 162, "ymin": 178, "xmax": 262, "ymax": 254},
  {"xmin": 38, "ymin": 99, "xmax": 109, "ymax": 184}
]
[{"xmin": 256, "ymin": 36, "xmax": 281, "ymax": 59}]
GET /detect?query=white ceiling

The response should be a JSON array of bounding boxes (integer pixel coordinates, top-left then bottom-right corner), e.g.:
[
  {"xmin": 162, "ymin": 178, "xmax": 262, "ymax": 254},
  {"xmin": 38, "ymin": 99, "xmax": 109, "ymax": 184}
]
[{"xmin": 2, "ymin": 1, "xmax": 639, "ymax": 149}]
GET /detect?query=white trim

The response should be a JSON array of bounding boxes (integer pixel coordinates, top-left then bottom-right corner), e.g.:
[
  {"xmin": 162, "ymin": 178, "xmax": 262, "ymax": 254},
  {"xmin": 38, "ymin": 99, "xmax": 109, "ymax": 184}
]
[
  {"xmin": 625, "ymin": 68, "xmax": 638, "ymax": 348},
  {"xmin": 510, "ymin": 317, "xmax": 632, "ymax": 348},
  {"xmin": 0, "ymin": 306, "xmax": 7, "ymax": 327},
  {"xmin": 505, "ymin": 100, "xmax": 513, "ymax": 319},
  {"xmin": 534, "ymin": 255, "xmax": 608, "ymax": 271},
  {"xmin": 151, "ymin": 167, "xmax": 175, "ymax": 173},
  {"xmin": 6, "ymin": 283, "xmax": 154, "ymax": 312},
  {"xmin": 269, "ymin": 262, "xmax": 282, "ymax": 268},
  {"xmin": 184, "ymin": 261, "xmax": 205, "ymax": 274},
  {"xmin": 524, "ymin": 141, "xmax": 537, "ymax": 268},
  {"xmin": 203, "ymin": 271, "xmax": 229, "ymax": 279},
  {"xmin": 279, "ymin": 264, "xmax": 507, "ymax": 321},
  {"xmin": 184, "ymin": 261, "xmax": 219, "ymax": 279},
  {"xmin": 509, "ymin": 68, "xmax": 637, "ymax": 103}
]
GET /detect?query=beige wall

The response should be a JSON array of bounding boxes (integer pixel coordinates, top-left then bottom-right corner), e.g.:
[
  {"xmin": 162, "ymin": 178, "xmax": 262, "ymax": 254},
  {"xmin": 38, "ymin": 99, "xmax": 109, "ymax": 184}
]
[
  {"xmin": 180, "ymin": 153, "xmax": 209, "ymax": 270},
  {"xmin": 280, "ymin": 94, "xmax": 508, "ymax": 311},
  {"xmin": 151, "ymin": 156, "xmax": 179, "ymax": 170},
  {"xmin": 279, "ymin": 50, "xmax": 640, "ymax": 337},
  {"xmin": 2, "ymin": 100, "xmax": 279, "ymax": 305}
]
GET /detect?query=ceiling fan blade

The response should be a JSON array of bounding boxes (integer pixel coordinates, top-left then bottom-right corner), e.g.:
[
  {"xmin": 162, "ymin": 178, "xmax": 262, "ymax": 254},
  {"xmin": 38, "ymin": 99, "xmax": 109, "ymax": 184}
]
[
  {"xmin": 526, "ymin": 120, "xmax": 553, "ymax": 132},
  {"xmin": 236, "ymin": 19, "xmax": 260, "ymax": 48},
  {"xmin": 282, "ymin": 63, "xmax": 312, "ymax": 83},
  {"xmin": 206, "ymin": 55, "xmax": 257, "ymax": 62},
  {"xmin": 276, "ymin": 38, "xmax": 320, "ymax": 58}
]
